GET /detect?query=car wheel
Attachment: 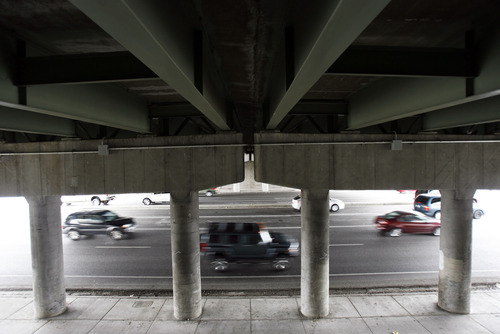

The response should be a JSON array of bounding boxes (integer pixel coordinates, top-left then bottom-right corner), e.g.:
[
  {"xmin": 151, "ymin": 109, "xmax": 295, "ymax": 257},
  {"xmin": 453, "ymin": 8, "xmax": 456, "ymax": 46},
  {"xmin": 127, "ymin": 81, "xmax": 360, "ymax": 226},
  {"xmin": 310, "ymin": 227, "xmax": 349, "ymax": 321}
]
[
  {"xmin": 91, "ymin": 197, "xmax": 101, "ymax": 206},
  {"xmin": 211, "ymin": 259, "xmax": 228, "ymax": 271},
  {"xmin": 433, "ymin": 227, "xmax": 441, "ymax": 236},
  {"xmin": 205, "ymin": 191, "xmax": 213, "ymax": 197},
  {"xmin": 330, "ymin": 204, "xmax": 339, "ymax": 212},
  {"xmin": 434, "ymin": 211, "xmax": 441, "ymax": 219},
  {"xmin": 142, "ymin": 198, "xmax": 152, "ymax": 205},
  {"xmin": 272, "ymin": 259, "xmax": 289, "ymax": 271},
  {"xmin": 68, "ymin": 230, "xmax": 81, "ymax": 241},
  {"xmin": 388, "ymin": 228, "xmax": 402, "ymax": 237},
  {"xmin": 110, "ymin": 229, "xmax": 124, "ymax": 240},
  {"xmin": 473, "ymin": 210, "xmax": 484, "ymax": 219}
]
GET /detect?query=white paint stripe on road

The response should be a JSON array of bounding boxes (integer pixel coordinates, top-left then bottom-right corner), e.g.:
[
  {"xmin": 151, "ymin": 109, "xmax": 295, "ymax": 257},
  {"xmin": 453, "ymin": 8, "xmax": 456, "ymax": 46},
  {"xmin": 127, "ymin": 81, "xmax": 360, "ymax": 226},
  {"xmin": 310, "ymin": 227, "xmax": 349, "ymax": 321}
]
[
  {"xmin": 202, "ymin": 213, "xmax": 378, "ymax": 218},
  {"xmin": 95, "ymin": 246, "xmax": 151, "ymax": 249},
  {"xmin": 65, "ymin": 275, "xmax": 169, "ymax": 279},
  {"xmin": 330, "ymin": 271, "xmax": 438, "ymax": 277},
  {"xmin": 270, "ymin": 225, "xmax": 372, "ymax": 230},
  {"xmin": 330, "ymin": 244, "xmax": 364, "ymax": 247},
  {"xmin": 331, "ymin": 225, "xmax": 373, "ymax": 228},
  {"xmin": 136, "ymin": 228, "xmax": 171, "ymax": 230},
  {"xmin": 135, "ymin": 213, "xmax": 379, "ymax": 219},
  {"xmin": 201, "ymin": 215, "xmax": 298, "ymax": 218},
  {"xmin": 137, "ymin": 225, "xmax": 374, "ymax": 231},
  {"xmin": 3, "ymin": 269, "xmax": 500, "ymax": 280}
]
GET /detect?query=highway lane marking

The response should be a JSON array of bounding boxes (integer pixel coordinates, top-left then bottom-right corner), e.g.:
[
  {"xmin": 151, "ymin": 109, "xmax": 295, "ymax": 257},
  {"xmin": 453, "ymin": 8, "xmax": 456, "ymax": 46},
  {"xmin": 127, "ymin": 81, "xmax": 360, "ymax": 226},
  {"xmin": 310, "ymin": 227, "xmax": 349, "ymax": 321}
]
[
  {"xmin": 94, "ymin": 246, "xmax": 151, "ymax": 249},
  {"xmin": 201, "ymin": 214, "xmax": 299, "ymax": 218},
  {"xmin": 3, "ymin": 269, "xmax": 500, "ymax": 280},
  {"xmin": 330, "ymin": 244, "xmax": 364, "ymax": 247},
  {"xmin": 136, "ymin": 225, "xmax": 374, "ymax": 231},
  {"xmin": 134, "ymin": 213, "xmax": 381, "ymax": 219}
]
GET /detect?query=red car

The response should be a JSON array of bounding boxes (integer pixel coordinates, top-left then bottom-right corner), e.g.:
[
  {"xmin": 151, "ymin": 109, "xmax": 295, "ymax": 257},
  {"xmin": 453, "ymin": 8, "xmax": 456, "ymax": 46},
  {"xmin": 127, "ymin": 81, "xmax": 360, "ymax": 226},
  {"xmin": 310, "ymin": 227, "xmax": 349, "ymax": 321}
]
[{"xmin": 375, "ymin": 211, "xmax": 440, "ymax": 237}]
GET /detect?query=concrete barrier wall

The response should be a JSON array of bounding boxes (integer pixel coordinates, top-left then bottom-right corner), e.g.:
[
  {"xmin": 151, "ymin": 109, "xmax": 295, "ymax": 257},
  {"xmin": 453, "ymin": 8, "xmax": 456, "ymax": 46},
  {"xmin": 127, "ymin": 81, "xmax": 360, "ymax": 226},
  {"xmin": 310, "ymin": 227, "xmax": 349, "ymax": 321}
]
[
  {"xmin": 0, "ymin": 134, "xmax": 244, "ymax": 197},
  {"xmin": 254, "ymin": 133, "xmax": 500, "ymax": 190}
]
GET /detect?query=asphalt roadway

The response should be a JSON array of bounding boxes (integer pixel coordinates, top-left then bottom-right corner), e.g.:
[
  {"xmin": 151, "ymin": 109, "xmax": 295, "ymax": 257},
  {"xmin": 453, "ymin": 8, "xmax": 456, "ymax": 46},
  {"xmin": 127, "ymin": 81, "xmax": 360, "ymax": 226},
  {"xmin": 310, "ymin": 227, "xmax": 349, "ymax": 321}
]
[{"xmin": 1, "ymin": 190, "xmax": 499, "ymax": 292}]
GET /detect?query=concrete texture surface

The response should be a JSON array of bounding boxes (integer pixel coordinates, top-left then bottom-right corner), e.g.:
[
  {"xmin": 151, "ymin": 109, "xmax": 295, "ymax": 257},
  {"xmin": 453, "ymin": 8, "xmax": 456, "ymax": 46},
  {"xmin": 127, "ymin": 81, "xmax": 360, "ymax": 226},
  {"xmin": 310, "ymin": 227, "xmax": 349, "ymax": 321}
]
[{"xmin": 0, "ymin": 289, "xmax": 499, "ymax": 333}]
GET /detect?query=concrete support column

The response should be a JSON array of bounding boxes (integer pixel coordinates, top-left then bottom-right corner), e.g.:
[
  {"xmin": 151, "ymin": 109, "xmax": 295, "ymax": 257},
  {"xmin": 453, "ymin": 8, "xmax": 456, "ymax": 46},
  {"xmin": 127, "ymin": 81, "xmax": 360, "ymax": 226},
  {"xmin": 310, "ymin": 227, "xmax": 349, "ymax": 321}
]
[
  {"xmin": 300, "ymin": 188, "xmax": 330, "ymax": 318},
  {"xmin": 170, "ymin": 190, "xmax": 202, "ymax": 320},
  {"xmin": 26, "ymin": 196, "xmax": 66, "ymax": 319},
  {"xmin": 438, "ymin": 188, "xmax": 476, "ymax": 314}
]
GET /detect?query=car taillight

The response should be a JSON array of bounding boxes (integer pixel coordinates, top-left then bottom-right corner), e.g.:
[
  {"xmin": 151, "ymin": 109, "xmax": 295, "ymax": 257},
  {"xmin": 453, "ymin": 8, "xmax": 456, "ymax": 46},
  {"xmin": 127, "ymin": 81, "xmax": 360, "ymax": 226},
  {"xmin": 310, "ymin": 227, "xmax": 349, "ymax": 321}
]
[
  {"xmin": 424, "ymin": 206, "xmax": 429, "ymax": 211},
  {"xmin": 200, "ymin": 242, "xmax": 207, "ymax": 252}
]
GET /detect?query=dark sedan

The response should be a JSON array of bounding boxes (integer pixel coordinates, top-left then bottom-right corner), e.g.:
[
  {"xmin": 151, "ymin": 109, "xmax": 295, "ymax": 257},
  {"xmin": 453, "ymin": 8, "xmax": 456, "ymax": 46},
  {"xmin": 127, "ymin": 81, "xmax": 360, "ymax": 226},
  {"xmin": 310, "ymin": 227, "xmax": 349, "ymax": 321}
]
[{"xmin": 375, "ymin": 211, "xmax": 440, "ymax": 237}]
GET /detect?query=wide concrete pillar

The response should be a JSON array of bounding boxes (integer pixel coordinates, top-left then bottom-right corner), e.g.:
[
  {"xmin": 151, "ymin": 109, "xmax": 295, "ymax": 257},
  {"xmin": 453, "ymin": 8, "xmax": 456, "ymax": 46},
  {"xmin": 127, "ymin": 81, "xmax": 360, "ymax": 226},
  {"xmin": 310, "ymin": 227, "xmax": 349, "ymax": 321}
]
[
  {"xmin": 300, "ymin": 188, "xmax": 330, "ymax": 318},
  {"xmin": 170, "ymin": 190, "xmax": 202, "ymax": 320},
  {"xmin": 26, "ymin": 196, "xmax": 66, "ymax": 319},
  {"xmin": 438, "ymin": 188, "xmax": 475, "ymax": 314}
]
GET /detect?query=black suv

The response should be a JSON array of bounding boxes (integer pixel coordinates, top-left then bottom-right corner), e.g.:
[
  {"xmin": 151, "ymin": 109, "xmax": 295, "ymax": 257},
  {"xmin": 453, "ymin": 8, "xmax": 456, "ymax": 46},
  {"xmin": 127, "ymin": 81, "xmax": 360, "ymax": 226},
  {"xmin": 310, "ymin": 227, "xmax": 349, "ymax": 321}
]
[
  {"xmin": 62, "ymin": 210, "xmax": 136, "ymax": 241},
  {"xmin": 200, "ymin": 222, "xmax": 299, "ymax": 271}
]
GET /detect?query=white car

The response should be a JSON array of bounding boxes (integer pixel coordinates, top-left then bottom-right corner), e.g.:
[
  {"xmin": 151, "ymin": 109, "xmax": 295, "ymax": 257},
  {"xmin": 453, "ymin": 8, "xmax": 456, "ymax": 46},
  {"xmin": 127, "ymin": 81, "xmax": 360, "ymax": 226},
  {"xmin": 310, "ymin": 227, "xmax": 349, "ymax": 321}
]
[
  {"xmin": 200, "ymin": 188, "xmax": 219, "ymax": 196},
  {"xmin": 292, "ymin": 195, "xmax": 345, "ymax": 212},
  {"xmin": 142, "ymin": 192, "xmax": 170, "ymax": 205},
  {"xmin": 61, "ymin": 194, "xmax": 115, "ymax": 206}
]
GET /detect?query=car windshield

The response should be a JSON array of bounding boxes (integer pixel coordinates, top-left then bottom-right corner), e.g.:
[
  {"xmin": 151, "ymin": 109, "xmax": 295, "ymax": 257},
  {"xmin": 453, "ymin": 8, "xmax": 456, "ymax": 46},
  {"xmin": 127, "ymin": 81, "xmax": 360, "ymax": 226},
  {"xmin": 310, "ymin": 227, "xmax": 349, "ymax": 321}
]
[
  {"xmin": 383, "ymin": 211, "xmax": 403, "ymax": 219},
  {"xmin": 101, "ymin": 211, "xmax": 118, "ymax": 222}
]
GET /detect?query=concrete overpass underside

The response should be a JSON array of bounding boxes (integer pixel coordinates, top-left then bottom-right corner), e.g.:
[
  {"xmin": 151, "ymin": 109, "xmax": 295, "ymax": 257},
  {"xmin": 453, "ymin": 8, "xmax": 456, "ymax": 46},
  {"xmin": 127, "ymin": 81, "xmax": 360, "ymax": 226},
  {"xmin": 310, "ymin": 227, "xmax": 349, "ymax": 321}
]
[
  {"xmin": 0, "ymin": 0, "xmax": 499, "ymax": 321},
  {"xmin": 0, "ymin": 133, "xmax": 498, "ymax": 318}
]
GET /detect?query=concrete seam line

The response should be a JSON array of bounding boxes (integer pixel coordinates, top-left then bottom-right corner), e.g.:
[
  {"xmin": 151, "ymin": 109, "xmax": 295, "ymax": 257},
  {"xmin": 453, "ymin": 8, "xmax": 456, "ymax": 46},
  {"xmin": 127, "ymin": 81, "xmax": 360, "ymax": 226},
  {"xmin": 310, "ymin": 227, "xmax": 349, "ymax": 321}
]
[
  {"xmin": 254, "ymin": 140, "xmax": 500, "ymax": 146},
  {"xmin": 0, "ymin": 143, "xmax": 246, "ymax": 156}
]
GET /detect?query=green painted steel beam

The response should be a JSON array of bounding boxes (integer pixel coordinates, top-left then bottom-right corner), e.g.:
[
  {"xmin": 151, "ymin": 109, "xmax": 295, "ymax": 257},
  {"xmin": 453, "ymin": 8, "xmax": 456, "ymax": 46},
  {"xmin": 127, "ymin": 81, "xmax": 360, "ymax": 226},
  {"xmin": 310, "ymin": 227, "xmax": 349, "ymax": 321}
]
[
  {"xmin": 266, "ymin": 0, "xmax": 390, "ymax": 129},
  {"xmin": 150, "ymin": 104, "xmax": 202, "ymax": 118},
  {"xmin": 0, "ymin": 101, "xmax": 75, "ymax": 136},
  {"xmin": 289, "ymin": 101, "xmax": 347, "ymax": 115},
  {"xmin": 17, "ymin": 52, "xmax": 157, "ymax": 86},
  {"xmin": 423, "ymin": 91, "xmax": 500, "ymax": 131},
  {"xmin": 27, "ymin": 83, "xmax": 150, "ymax": 133},
  {"xmin": 2, "ymin": 44, "xmax": 150, "ymax": 133},
  {"xmin": 69, "ymin": 0, "xmax": 229, "ymax": 131},
  {"xmin": 348, "ymin": 77, "xmax": 466, "ymax": 130},
  {"xmin": 328, "ymin": 46, "xmax": 475, "ymax": 78},
  {"xmin": 348, "ymin": 20, "xmax": 500, "ymax": 130}
]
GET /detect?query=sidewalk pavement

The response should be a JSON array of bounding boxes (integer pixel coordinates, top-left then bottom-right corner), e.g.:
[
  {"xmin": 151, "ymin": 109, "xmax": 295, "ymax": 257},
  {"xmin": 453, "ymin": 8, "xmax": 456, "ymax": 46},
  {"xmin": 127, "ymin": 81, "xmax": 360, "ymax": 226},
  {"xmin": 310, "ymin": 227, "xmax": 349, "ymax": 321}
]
[{"xmin": 1, "ymin": 288, "xmax": 500, "ymax": 334}]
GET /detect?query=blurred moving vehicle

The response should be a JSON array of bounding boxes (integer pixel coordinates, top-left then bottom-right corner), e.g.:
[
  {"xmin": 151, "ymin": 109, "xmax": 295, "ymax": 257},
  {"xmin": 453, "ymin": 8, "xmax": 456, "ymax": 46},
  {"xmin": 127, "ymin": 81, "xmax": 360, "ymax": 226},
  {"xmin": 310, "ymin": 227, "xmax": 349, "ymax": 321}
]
[
  {"xmin": 291, "ymin": 195, "xmax": 345, "ymax": 212},
  {"xmin": 375, "ymin": 211, "xmax": 441, "ymax": 237},
  {"xmin": 414, "ymin": 189, "xmax": 441, "ymax": 198},
  {"xmin": 61, "ymin": 194, "xmax": 115, "ymax": 206},
  {"xmin": 62, "ymin": 210, "xmax": 136, "ymax": 240},
  {"xmin": 200, "ymin": 222, "xmax": 299, "ymax": 271},
  {"xmin": 200, "ymin": 188, "xmax": 218, "ymax": 196},
  {"xmin": 414, "ymin": 194, "xmax": 484, "ymax": 220},
  {"xmin": 142, "ymin": 192, "xmax": 170, "ymax": 205},
  {"xmin": 141, "ymin": 188, "xmax": 217, "ymax": 204}
]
